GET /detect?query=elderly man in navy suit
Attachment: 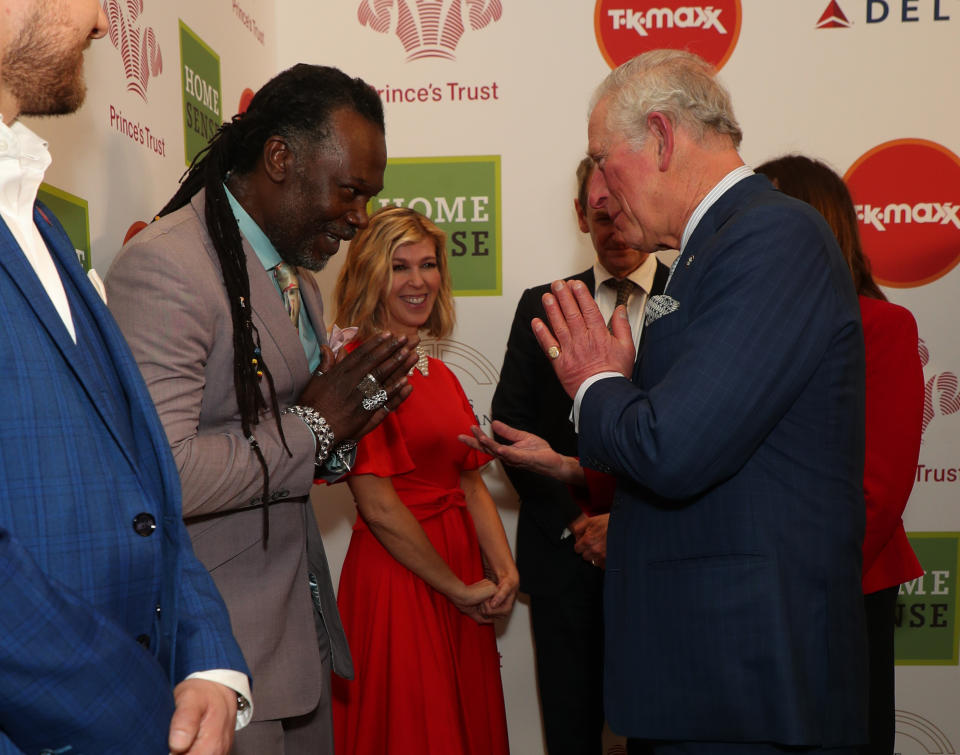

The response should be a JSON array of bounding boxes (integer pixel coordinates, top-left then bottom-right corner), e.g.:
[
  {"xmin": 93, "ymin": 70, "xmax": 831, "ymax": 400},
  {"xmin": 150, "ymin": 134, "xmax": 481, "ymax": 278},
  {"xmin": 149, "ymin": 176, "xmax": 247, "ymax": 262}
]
[
  {"xmin": 534, "ymin": 50, "xmax": 868, "ymax": 754},
  {"xmin": 0, "ymin": 2, "xmax": 249, "ymax": 753}
]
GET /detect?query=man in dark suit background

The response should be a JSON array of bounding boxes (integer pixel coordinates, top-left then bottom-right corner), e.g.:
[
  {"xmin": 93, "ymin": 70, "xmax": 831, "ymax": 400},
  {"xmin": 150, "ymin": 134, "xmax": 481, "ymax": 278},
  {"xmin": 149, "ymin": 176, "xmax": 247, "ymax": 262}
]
[
  {"xmin": 0, "ymin": 2, "xmax": 249, "ymax": 753},
  {"xmin": 491, "ymin": 157, "xmax": 668, "ymax": 755},
  {"xmin": 534, "ymin": 50, "xmax": 868, "ymax": 754}
]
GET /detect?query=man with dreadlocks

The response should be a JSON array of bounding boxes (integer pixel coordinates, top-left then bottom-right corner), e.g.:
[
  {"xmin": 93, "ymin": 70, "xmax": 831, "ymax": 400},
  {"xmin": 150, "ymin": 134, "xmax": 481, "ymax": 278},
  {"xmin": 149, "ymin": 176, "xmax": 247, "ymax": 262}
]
[{"xmin": 106, "ymin": 64, "xmax": 417, "ymax": 755}]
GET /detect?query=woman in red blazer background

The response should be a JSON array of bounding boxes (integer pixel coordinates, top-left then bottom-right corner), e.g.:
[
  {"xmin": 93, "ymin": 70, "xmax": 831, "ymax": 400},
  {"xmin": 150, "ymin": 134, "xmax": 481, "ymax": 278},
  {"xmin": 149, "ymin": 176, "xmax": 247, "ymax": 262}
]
[{"xmin": 757, "ymin": 155, "xmax": 924, "ymax": 755}]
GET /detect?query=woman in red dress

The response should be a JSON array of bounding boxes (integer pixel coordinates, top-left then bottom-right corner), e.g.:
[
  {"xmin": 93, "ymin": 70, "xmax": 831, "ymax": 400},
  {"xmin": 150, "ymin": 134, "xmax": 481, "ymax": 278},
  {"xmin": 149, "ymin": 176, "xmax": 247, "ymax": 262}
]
[
  {"xmin": 331, "ymin": 206, "xmax": 518, "ymax": 755},
  {"xmin": 757, "ymin": 155, "xmax": 924, "ymax": 755}
]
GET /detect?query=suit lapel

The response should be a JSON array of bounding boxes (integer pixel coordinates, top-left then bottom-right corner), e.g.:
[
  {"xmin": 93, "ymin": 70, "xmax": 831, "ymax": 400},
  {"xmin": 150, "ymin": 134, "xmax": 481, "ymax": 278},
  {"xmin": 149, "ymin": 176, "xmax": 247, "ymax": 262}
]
[
  {"xmin": 32, "ymin": 204, "xmax": 171, "ymax": 503},
  {"xmin": 190, "ymin": 191, "xmax": 311, "ymax": 395},
  {"xmin": 632, "ymin": 258, "xmax": 673, "ymax": 381},
  {"xmin": 0, "ymin": 211, "xmax": 79, "ymax": 360},
  {"xmin": 298, "ymin": 269, "xmax": 328, "ymax": 348},
  {"xmin": 650, "ymin": 258, "xmax": 670, "ymax": 297}
]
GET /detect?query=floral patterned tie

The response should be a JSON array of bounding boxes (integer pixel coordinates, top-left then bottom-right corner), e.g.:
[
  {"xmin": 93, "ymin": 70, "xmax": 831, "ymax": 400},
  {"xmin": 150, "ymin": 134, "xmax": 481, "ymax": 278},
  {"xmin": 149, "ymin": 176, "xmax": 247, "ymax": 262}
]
[{"xmin": 273, "ymin": 262, "xmax": 301, "ymax": 329}]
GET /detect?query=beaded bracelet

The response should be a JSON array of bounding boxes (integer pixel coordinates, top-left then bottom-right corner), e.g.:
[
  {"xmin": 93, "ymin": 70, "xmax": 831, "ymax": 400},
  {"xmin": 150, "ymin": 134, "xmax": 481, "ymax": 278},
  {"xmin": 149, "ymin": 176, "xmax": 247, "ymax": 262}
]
[{"xmin": 282, "ymin": 405, "xmax": 335, "ymax": 465}]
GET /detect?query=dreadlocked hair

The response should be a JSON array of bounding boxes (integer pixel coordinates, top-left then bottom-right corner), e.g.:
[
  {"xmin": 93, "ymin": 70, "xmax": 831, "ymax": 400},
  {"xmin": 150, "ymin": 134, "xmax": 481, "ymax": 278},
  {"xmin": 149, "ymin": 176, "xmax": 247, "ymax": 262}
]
[{"xmin": 156, "ymin": 64, "xmax": 385, "ymax": 540}]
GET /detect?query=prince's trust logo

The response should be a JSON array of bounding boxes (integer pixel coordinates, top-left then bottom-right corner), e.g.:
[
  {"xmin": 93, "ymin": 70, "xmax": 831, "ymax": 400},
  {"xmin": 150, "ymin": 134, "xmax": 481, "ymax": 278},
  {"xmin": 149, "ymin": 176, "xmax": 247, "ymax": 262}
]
[
  {"xmin": 357, "ymin": 0, "xmax": 503, "ymax": 61},
  {"xmin": 101, "ymin": 0, "xmax": 163, "ymax": 101},
  {"xmin": 422, "ymin": 338, "xmax": 499, "ymax": 427}
]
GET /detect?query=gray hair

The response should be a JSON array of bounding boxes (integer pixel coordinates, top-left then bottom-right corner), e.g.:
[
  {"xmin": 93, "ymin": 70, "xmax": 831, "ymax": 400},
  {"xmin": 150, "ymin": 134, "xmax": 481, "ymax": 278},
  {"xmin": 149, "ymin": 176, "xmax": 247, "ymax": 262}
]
[{"xmin": 591, "ymin": 49, "xmax": 742, "ymax": 149}]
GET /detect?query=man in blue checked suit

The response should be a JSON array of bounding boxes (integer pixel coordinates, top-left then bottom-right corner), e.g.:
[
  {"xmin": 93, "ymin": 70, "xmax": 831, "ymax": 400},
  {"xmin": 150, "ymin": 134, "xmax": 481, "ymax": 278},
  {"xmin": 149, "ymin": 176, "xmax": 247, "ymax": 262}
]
[
  {"xmin": 0, "ymin": 2, "xmax": 248, "ymax": 753},
  {"xmin": 534, "ymin": 51, "xmax": 868, "ymax": 753}
]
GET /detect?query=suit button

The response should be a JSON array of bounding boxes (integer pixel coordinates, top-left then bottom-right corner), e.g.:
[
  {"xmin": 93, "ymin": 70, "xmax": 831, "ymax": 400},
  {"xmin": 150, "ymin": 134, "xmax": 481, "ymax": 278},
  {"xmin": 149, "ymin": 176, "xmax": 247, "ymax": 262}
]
[
  {"xmin": 132, "ymin": 513, "xmax": 157, "ymax": 536},
  {"xmin": 136, "ymin": 634, "xmax": 151, "ymax": 648}
]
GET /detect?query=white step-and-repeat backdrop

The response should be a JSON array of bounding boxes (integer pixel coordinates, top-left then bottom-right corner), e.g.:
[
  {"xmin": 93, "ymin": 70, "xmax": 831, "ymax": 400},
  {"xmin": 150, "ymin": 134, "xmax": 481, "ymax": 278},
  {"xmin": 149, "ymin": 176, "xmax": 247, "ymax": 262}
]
[{"xmin": 28, "ymin": 2, "xmax": 959, "ymax": 753}]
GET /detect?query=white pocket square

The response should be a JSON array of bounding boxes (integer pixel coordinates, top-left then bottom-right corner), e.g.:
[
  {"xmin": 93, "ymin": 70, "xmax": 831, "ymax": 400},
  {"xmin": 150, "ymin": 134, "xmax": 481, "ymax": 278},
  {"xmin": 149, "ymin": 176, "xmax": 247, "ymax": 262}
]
[{"xmin": 645, "ymin": 294, "xmax": 679, "ymax": 327}]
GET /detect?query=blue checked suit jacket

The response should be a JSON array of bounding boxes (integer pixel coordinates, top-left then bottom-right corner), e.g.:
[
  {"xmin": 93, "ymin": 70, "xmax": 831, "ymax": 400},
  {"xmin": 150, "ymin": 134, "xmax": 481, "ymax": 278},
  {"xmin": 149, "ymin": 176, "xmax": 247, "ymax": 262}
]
[
  {"xmin": 0, "ymin": 204, "xmax": 247, "ymax": 754},
  {"xmin": 578, "ymin": 175, "xmax": 869, "ymax": 747}
]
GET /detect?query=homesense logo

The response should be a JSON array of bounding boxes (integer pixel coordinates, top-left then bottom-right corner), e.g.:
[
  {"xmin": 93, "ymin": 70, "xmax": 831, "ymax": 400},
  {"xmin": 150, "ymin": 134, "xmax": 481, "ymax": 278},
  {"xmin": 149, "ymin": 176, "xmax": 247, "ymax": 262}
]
[
  {"xmin": 372, "ymin": 156, "xmax": 501, "ymax": 296},
  {"xmin": 178, "ymin": 21, "xmax": 222, "ymax": 167},
  {"xmin": 844, "ymin": 139, "xmax": 960, "ymax": 288},
  {"xmin": 594, "ymin": 1, "xmax": 741, "ymax": 69}
]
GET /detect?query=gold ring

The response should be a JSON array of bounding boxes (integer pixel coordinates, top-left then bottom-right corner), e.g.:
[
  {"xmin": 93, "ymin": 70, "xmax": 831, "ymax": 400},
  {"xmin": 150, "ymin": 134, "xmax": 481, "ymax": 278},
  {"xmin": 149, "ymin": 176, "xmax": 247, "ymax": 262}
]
[{"xmin": 547, "ymin": 346, "xmax": 561, "ymax": 360}]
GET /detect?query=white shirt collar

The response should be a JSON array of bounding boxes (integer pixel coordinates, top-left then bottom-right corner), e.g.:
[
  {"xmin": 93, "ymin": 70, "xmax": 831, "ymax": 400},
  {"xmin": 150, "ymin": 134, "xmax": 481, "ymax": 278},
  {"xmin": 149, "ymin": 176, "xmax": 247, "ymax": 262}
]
[
  {"xmin": 593, "ymin": 252, "xmax": 658, "ymax": 295},
  {"xmin": 679, "ymin": 165, "xmax": 754, "ymax": 253},
  {"xmin": 0, "ymin": 118, "xmax": 52, "ymax": 221}
]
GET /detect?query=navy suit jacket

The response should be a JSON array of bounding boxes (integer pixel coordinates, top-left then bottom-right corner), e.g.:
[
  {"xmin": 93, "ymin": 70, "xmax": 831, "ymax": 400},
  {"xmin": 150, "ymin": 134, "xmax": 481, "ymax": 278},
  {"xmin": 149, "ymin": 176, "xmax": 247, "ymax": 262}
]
[
  {"xmin": 578, "ymin": 175, "xmax": 868, "ymax": 746},
  {"xmin": 0, "ymin": 205, "xmax": 246, "ymax": 754}
]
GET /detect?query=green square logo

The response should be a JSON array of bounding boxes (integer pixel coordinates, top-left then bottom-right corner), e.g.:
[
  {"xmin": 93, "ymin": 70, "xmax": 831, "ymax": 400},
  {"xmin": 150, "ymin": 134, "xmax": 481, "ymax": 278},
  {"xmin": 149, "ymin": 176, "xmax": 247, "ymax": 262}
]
[
  {"xmin": 895, "ymin": 533, "xmax": 960, "ymax": 665},
  {"xmin": 372, "ymin": 156, "xmax": 501, "ymax": 296},
  {"xmin": 179, "ymin": 20, "xmax": 222, "ymax": 167},
  {"xmin": 37, "ymin": 184, "xmax": 91, "ymax": 272}
]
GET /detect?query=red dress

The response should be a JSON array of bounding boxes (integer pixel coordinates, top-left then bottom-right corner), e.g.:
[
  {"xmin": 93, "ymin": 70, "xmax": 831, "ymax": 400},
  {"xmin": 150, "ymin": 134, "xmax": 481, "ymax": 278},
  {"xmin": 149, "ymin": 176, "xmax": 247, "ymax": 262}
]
[{"xmin": 332, "ymin": 355, "xmax": 510, "ymax": 755}]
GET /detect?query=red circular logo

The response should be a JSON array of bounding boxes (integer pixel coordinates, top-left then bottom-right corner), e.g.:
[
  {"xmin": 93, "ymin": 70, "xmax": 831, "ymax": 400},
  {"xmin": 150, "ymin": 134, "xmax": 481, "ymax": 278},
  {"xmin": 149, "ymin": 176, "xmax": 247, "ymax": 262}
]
[
  {"xmin": 124, "ymin": 220, "xmax": 149, "ymax": 245},
  {"xmin": 844, "ymin": 139, "xmax": 960, "ymax": 288},
  {"xmin": 238, "ymin": 87, "xmax": 255, "ymax": 115},
  {"xmin": 594, "ymin": 0, "xmax": 742, "ymax": 70}
]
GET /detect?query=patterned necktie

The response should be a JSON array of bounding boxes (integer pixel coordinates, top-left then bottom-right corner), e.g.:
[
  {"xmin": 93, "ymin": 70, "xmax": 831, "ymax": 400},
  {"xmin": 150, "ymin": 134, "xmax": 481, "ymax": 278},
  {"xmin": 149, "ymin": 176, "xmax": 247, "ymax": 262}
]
[
  {"xmin": 603, "ymin": 277, "xmax": 635, "ymax": 333},
  {"xmin": 273, "ymin": 262, "xmax": 301, "ymax": 329}
]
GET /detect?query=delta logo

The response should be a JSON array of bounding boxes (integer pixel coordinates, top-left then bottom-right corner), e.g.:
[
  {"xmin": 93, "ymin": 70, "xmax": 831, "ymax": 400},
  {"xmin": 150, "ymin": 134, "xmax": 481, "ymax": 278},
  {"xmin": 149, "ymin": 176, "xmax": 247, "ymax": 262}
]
[
  {"xmin": 816, "ymin": 0, "xmax": 953, "ymax": 26},
  {"xmin": 101, "ymin": 0, "xmax": 163, "ymax": 101},
  {"xmin": 844, "ymin": 139, "xmax": 960, "ymax": 288},
  {"xmin": 594, "ymin": 0, "xmax": 741, "ymax": 70},
  {"xmin": 357, "ymin": 0, "xmax": 502, "ymax": 61},
  {"xmin": 816, "ymin": 0, "xmax": 852, "ymax": 28}
]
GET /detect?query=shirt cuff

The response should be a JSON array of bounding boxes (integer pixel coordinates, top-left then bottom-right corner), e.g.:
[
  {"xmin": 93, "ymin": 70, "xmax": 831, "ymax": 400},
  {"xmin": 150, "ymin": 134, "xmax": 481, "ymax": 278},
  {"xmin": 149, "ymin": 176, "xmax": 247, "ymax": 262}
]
[
  {"xmin": 316, "ymin": 442, "xmax": 357, "ymax": 481},
  {"xmin": 185, "ymin": 670, "xmax": 253, "ymax": 730},
  {"xmin": 572, "ymin": 372, "xmax": 622, "ymax": 432}
]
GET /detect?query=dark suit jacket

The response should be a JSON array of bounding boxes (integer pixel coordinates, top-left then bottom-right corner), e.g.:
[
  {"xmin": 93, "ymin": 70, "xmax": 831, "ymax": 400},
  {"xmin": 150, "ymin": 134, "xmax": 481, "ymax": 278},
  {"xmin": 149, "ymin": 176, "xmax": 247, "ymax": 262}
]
[
  {"xmin": 492, "ymin": 260, "xmax": 669, "ymax": 595},
  {"xmin": 579, "ymin": 175, "xmax": 868, "ymax": 746},
  {"xmin": 106, "ymin": 190, "xmax": 350, "ymax": 723},
  {"xmin": 0, "ymin": 204, "xmax": 246, "ymax": 754}
]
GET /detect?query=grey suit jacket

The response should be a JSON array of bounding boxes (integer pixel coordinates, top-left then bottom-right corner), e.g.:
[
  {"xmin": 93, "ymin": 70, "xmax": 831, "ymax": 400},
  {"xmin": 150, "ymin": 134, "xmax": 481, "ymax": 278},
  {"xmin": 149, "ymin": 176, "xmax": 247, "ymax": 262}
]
[{"xmin": 106, "ymin": 189, "xmax": 351, "ymax": 722}]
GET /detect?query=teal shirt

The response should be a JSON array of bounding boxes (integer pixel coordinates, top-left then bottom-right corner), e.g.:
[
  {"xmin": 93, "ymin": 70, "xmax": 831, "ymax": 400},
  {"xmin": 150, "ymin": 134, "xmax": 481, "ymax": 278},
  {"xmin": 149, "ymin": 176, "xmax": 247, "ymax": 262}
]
[{"xmin": 224, "ymin": 186, "xmax": 322, "ymax": 372}]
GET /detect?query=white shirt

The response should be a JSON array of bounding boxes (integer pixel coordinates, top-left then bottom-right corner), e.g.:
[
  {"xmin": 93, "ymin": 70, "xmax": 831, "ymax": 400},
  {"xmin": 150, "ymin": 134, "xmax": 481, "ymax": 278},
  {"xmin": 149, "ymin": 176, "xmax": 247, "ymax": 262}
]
[
  {"xmin": 0, "ymin": 117, "xmax": 252, "ymax": 728},
  {"xmin": 572, "ymin": 166, "xmax": 756, "ymax": 429}
]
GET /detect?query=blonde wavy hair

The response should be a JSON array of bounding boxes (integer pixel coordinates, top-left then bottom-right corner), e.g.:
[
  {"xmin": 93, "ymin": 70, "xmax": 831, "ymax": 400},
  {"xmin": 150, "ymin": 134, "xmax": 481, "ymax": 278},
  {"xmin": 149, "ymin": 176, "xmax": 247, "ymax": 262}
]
[{"xmin": 334, "ymin": 205, "xmax": 455, "ymax": 340}]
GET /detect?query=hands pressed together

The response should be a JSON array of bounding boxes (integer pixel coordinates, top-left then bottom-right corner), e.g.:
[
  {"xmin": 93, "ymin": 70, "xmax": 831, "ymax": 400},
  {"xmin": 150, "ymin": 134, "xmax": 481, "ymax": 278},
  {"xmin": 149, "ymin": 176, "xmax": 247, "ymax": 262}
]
[
  {"xmin": 296, "ymin": 331, "xmax": 419, "ymax": 442},
  {"xmin": 532, "ymin": 279, "xmax": 636, "ymax": 399}
]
